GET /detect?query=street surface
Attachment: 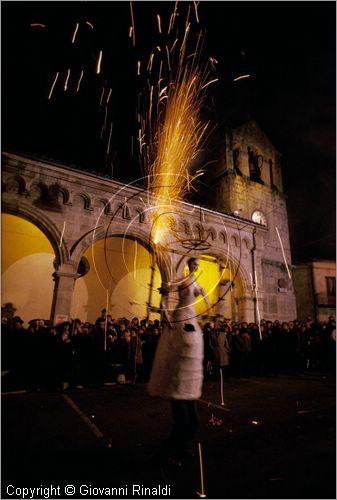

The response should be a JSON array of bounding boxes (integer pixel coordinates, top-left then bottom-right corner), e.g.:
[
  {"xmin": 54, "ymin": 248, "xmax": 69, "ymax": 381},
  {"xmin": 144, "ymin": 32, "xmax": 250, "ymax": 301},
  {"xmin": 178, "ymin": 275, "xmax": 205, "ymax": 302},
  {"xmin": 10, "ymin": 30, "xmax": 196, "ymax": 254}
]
[{"xmin": 2, "ymin": 374, "xmax": 336, "ymax": 499}]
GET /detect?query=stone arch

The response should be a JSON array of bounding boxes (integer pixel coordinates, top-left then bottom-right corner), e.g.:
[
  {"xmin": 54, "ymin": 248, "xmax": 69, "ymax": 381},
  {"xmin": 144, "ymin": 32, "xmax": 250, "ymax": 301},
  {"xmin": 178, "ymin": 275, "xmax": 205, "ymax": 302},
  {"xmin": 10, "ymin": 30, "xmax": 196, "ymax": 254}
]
[
  {"xmin": 72, "ymin": 192, "xmax": 93, "ymax": 211},
  {"xmin": 230, "ymin": 234, "xmax": 239, "ymax": 248},
  {"xmin": 219, "ymin": 231, "xmax": 228, "ymax": 245},
  {"xmin": 71, "ymin": 225, "xmax": 154, "ymax": 269},
  {"xmin": 53, "ymin": 185, "xmax": 71, "ymax": 205},
  {"xmin": 192, "ymin": 223, "xmax": 204, "ymax": 240},
  {"xmin": 4, "ymin": 175, "xmax": 27, "ymax": 194},
  {"xmin": 135, "ymin": 208, "xmax": 146, "ymax": 223},
  {"xmin": 97, "ymin": 199, "xmax": 112, "ymax": 215},
  {"xmin": 205, "ymin": 227, "xmax": 217, "ymax": 241},
  {"xmin": 1, "ymin": 201, "xmax": 69, "ymax": 265},
  {"xmin": 177, "ymin": 220, "xmax": 192, "ymax": 235},
  {"xmin": 242, "ymin": 238, "xmax": 251, "ymax": 251},
  {"xmin": 28, "ymin": 180, "xmax": 49, "ymax": 201}
]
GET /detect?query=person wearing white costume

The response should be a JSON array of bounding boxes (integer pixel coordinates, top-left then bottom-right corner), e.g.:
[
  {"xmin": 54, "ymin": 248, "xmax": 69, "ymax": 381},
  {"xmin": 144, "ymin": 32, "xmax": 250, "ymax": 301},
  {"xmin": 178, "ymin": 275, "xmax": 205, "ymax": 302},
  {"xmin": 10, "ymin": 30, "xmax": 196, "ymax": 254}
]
[{"xmin": 148, "ymin": 257, "xmax": 210, "ymax": 465}]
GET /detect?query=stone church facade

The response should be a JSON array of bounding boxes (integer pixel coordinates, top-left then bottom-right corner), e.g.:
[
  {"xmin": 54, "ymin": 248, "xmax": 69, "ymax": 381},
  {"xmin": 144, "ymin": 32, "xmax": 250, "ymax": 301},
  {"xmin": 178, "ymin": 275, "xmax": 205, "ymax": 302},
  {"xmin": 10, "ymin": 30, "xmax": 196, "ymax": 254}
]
[{"xmin": 2, "ymin": 121, "xmax": 297, "ymax": 324}]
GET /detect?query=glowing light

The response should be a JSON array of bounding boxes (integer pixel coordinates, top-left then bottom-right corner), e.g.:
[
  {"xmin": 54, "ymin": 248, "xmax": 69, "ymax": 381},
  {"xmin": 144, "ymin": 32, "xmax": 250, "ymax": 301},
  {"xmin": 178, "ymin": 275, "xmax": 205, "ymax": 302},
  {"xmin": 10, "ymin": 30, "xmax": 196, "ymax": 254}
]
[
  {"xmin": 275, "ymin": 226, "xmax": 292, "ymax": 279},
  {"xmin": 71, "ymin": 22, "xmax": 79, "ymax": 44},
  {"xmin": 106, "ymin": 88, "xmax": 112, "ymax": 104},
  {"xmin": 133, "ymin": 239, "xmax": 138, "ymax": 279},
  {"xmin": 201, "ymin": 78, "xmax": 218, "ymax": 90},
  {"xmin": 251, "ymin": 420, "xmax": 259, "ymax": 425},
  {"xmin": 193, "ymin": 1, "xmax": 200, "ymax": 23},
  {"xmin": 99, "ymin": 87, "xmax": 105, "ymax": 106},
  {"xmin": 220, "ymin": 367, "xmax": 225, "ymax": 406},
  {"xmin": 86, "ymin": 21, "xmax": 94, "ymax": 29},
  {"xmin": 157, "ymin": 14, "xmax": 162, "ymax": 34},
  {"xmin": 76, "ymin": 70, "xmax": 84, "ymax": 92},
  {"xmin": 30, "ymin": 23, "xmax": 46, "ymax": 28},
  {"xmin": 106, "ymin": 122, "xmax": 113, "ymax": 156},
  {"xmin": 59, "ymin": 221, "xmax": 66, "ymax": 248},
  {"xmin": 64, "ymin": 69, "xmax": 71, "ymax": 91},
  {"xmin": 96, "ymin": 50, "xmax": 103, "ymax": 74},
  {"xmin": 137, "ymin": 60, "xmax": 141, "ymax": 76},
  {"xmin": 197, "ymin": 442, "xmax": 206, "ymax": 498},
  {"xmin": 48, "ymin": 72, "xmax": 59, "ymax": 100},
  {"xmin": 129, "ymin": 1, "xmax": 136, "ymax": 46},
  {"xmin": 233, "ymin": 74, "xmax": 251, "ymax": 82}
]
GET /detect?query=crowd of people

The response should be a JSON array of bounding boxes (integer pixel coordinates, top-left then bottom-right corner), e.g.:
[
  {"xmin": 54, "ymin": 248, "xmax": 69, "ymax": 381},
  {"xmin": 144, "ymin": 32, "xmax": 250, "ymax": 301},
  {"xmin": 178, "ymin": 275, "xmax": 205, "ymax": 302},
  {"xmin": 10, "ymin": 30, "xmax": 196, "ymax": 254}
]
[{"xmin": 1, "ymin": 310, "xmax": 336, "ymax": 392}]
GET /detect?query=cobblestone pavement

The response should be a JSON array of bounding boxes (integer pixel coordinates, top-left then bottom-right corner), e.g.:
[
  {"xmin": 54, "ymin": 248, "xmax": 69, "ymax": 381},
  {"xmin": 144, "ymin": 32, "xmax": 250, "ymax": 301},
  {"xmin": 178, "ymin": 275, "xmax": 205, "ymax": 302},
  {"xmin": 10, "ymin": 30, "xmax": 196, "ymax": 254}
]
[{"xmin": 2, "ymin": 374, "xmax": 336, "ymax": 499}]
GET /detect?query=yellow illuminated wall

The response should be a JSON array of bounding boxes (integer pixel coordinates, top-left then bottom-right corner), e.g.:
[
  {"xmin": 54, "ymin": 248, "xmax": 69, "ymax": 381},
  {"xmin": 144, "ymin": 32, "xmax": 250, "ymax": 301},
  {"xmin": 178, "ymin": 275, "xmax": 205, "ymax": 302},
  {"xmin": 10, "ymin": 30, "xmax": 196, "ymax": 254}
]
[
  {"xmin": 183, "ymin": 256, "xmax": 228, "ymax": 317},
  {"xmin": 2, "ymin": 214, "xmax": 55, "ymax": 322},
  {"xmin": 76, "ymin": 237, "xmax": 162, "ymax": 323}
]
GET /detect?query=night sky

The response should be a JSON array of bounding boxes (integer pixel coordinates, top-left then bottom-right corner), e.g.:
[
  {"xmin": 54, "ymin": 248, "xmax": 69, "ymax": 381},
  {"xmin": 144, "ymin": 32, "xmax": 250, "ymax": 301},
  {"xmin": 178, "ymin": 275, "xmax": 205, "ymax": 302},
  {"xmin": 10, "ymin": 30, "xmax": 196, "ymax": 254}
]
[{"xmin": 3, "ymin": 1, "xmax": 336, "ymax": 263}]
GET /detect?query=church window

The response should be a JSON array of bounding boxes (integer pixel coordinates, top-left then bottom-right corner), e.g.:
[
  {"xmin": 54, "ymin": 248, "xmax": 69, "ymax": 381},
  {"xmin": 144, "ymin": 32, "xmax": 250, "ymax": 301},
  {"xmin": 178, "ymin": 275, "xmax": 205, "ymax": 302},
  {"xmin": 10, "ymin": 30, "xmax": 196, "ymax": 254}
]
[{"xmin": 248, "ymin": 147, "xmax": 264, "ymax": 184}]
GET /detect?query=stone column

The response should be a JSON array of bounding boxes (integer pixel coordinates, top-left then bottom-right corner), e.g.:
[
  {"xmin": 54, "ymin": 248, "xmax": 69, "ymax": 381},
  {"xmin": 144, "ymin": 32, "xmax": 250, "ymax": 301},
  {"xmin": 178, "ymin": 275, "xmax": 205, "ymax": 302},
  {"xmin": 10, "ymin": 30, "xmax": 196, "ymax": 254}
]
[{"xmin": 50, "ymin": 263, "xmax": 80, "ymax": 325}]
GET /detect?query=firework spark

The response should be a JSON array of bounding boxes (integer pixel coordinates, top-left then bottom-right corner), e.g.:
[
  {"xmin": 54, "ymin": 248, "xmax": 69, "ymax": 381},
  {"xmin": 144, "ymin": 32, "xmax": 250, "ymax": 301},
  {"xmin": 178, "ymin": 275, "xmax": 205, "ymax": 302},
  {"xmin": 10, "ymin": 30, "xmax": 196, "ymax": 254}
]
[
  {"xmin": 129, "ymin": 1, "xmax": 136, "ymax": 46},
  {"xmin": 71, "ymin": 22, "xmax": 79, "ymax": 44},
  {"xmin": 48, "ymin": 72, "xmax": 59, "ymax": 100},
  {"xmin": 64, "ymin": 69, "xmax": 71, "ymax": 91},
  {"xmin": 96, "ymin": 50, "xmax": 103, "ymax": 74},
  {"xmin": 76, "ymin": 70, "xmax": 84, "ymax": 92},
  {"xmin": 275, "ymin": 226, "xmax": 292, "ymax": 279}
]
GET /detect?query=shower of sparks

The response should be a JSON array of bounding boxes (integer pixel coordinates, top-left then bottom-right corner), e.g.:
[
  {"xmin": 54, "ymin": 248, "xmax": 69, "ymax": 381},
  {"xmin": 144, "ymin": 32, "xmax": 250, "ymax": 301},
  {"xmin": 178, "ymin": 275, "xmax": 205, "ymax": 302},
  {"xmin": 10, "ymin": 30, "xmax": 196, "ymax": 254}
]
[
  {"xmin": 275, "ymin": 226, "xmax": 292, "ymax": 279},
  {"xmin": 201, "ymin": 78, "xmax": 219, "ymax": 90},
  {"xmin": 71, "ymin": 22, "xmax": 79, "ymax": 44},
  {"xmin": 233, "ymin": 74, "xmax": 251, "ymax": 82},
  {"xmin": 86, "ymin": 21, "xmax": 94, "ymax": 29},
  {"xmin": 157, "ymin": 14, "xmax": 162, "ymax": 34},
  {"xmin": 76, "ymin": 70, "xmax": 84, "ymax": 92},
  {"xmin": 59, "ymin": 221, "xmax": 66, "ymax": 248},
  {"xmin": 64, "ymin": 69, "xmax": 71, "ymax": 91},
  {"xmin": 96, "ymin": 50, "xmax": 103, "ymax": 74},
  {"xmin": 129, "ymin": 1, "xmax": 136, "ymax": 46},
  {"xmin": 30, "ymin": 23, "xmax": 46, "ymax": 28},
  {"xmin": 140, "ymin": 22, "xmax": 216, "ymax": 245},
  {"xmin": 48, "ymin": 72, "xmax": 59, "ymax": 100}
]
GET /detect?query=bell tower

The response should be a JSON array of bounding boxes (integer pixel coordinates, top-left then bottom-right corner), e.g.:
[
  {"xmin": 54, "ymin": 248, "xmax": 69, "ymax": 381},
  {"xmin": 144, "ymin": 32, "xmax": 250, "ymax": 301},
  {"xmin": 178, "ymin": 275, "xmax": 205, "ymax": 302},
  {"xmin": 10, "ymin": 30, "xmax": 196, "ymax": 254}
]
[{"xmin": 204, "ymin": 120, "xmax": 297, "ymax": 320}]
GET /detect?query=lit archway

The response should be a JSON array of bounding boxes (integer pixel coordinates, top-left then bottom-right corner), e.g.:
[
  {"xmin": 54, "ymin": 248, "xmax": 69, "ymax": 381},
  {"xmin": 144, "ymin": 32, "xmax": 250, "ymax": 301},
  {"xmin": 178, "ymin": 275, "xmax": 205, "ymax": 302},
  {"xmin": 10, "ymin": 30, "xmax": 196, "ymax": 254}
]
[
  {"xmin": 2, "ymin": 214, "xmax": 55, "ymax": 322},
  {"xmin": 74, "ymin": 236, "xmax": 162, "ymax": 323}
]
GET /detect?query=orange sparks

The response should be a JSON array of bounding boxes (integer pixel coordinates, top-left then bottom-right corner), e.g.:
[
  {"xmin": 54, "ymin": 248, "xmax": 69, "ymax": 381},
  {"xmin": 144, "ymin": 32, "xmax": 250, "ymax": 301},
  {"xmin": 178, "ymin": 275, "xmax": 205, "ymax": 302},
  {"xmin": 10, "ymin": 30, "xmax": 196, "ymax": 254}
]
[
  {"xmin": 129, "ymin": 26, "xmax": 133, "ymax": 38},
  {"xmin": 233, "ymin": 74, "xmax": 251, "ymax": 82},
  {"xmin": 193, "ymin": 1, "xmax": 200, "ymax": 23},
  {"xmin": 106, "ymin": 122, "xmax": 113, "ymax": 156},
  {"xmin": 157, "ymin": 14, "xmax": 162, "ymax": 34},
  {"xmin": 76, "ymin": 70, "xmax": 84, "ymax": 92},
  {"xmin": 96, "ymin": 50, "xmax": 103, "ymax": 74},
  {"xmin": 99, "ymin": 87, "xmax": 105, "ymax": 106},
  {"xmin": 30, "ymin": 23, "xmax": 46, "ymax": 28},
  {"xmin": 129, "ymin": 1, "xmax": 136, "ymax": 46},
  {"xmin": 201, "ymin": 78, "xmax": 218, "ymax": 90},
  {"xmin": 86, "ymin": 21, "xmax": 94, "ymax": 29},
  {"xmin": 64, "ymin": 69, "xmax": 71, "ymax": 91},
  {"xmin": 106, "ymin": 88, "xmax": 112, "ymax": 104},
  {"xmin": 71, "ymin": 22, "xmax": 79, "ymax": 44},
  {"xmin": 48, "ymin": 72, "xmax": 59, "ymax": 100},
  {"xmin": 137, "ymin": 60, "xmax": 141, "ymax": 76}
]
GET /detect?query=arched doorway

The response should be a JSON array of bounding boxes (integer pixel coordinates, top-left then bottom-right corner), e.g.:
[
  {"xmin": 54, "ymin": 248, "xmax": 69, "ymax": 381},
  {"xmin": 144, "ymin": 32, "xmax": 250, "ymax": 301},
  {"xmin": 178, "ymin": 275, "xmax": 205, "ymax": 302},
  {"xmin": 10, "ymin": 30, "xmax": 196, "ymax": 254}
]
[
  {"xmin": 1, "ymin": 214, "xmax": 55, "ymax": 323},
  {"xmin": 73, "ymin": 236, "xmax": 162, "ymax": 323}
]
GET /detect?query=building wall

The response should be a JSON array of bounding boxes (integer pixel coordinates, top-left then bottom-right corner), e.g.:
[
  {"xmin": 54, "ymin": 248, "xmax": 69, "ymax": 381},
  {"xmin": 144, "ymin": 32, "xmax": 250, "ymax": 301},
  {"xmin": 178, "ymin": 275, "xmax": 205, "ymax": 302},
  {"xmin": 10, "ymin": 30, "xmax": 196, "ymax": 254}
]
[{"xmin": 293, "ymin": 261, "xmax": 336, "ymax": 321}]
